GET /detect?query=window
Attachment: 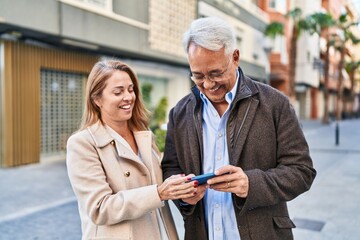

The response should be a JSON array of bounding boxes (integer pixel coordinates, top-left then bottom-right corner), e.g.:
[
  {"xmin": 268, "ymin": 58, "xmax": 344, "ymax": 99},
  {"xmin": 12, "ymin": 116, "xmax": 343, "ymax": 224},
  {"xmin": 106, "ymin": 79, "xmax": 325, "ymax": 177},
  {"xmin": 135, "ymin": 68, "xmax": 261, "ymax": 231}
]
[
  {"xmin": 236, "ymin": 28, "xmax": 244, "ymax": 53},
  {"xmin": 269, "ymin": 0, "xmax": 276, "ymax": 8},
  {"xmin": 40, "ymin": 69, "xmax": 85, "ymax": 156}
]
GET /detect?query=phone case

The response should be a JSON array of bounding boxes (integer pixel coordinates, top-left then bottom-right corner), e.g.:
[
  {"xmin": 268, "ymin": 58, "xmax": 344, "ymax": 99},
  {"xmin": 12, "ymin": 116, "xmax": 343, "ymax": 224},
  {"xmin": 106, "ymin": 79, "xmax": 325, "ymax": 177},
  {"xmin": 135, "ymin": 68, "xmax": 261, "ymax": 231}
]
[{"xmin": 190, "ymin": 173, "xmax": 216, "ymax": 185}]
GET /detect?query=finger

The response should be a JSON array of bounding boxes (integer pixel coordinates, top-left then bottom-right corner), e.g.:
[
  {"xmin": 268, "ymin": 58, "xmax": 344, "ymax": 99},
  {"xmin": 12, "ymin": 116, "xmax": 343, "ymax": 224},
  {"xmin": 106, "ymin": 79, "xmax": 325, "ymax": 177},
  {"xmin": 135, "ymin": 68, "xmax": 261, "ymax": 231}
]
[
  {"xmin": 215, "ymin": 165, "xmax": 238, "ymax": 175},
  {"xmin": 207, "ymin": 174, "xmax": 231, "ymax": 185},
  {"xmin": 168, "ymin": 173, "xmax": 185, "ymax": 179},
  {"xmin": 209, "ymin": 180, "xmax": 235, "ymax": 191},
  {"xmin": 166, "ymin": 175, "xmax": 191, "ymax": 185}
]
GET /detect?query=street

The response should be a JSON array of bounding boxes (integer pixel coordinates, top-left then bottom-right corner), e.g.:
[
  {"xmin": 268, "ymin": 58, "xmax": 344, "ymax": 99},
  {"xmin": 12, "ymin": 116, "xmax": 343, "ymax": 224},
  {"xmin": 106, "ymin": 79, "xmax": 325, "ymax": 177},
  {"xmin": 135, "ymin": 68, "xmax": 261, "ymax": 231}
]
[{"xmin": 0, "ymin": 119, "xmax": 359, "ymax": 239}]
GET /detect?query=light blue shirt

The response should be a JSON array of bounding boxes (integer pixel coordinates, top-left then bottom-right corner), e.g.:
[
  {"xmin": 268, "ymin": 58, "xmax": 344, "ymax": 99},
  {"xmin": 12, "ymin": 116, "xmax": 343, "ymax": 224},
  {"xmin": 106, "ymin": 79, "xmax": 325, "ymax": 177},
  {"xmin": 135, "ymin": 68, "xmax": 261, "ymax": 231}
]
[{"xmin": 200, "ymin": 70, "xmax": 241, "ymax": 240}]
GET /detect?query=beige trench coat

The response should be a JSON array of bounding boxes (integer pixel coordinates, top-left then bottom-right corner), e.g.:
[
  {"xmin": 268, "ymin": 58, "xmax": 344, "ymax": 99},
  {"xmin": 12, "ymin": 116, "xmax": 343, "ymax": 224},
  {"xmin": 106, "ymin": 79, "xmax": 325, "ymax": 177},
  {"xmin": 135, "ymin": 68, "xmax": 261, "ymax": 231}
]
[{"xmin": 66, "ymin": 122, "xmax": 178, "ymax": 240}]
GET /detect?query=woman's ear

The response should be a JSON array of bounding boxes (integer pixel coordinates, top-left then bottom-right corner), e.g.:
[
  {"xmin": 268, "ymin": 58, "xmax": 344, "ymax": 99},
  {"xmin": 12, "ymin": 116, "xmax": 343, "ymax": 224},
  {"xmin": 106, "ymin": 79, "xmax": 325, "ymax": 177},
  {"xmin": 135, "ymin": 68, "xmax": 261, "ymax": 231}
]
[{"xmin": 94, "ymin": 98, "xmax": 102, "ymax": 108}]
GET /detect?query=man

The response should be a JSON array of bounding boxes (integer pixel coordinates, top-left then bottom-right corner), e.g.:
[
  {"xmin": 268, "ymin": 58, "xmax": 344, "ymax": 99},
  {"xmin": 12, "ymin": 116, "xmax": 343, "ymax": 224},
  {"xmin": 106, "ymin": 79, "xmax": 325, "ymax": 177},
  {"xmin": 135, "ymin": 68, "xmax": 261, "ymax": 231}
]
[{"xmin": 162, "ymin": 17, "xmax": 316, "ymax": 240}]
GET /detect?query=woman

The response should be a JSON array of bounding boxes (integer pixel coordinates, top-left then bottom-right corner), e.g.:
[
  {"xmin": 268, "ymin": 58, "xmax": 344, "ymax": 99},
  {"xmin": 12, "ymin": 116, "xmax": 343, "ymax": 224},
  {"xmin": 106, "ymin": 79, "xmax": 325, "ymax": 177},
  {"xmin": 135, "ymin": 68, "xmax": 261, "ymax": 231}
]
[{"xmin": 66, "ymin": 59, "xmax": 197, "ymax": 240}]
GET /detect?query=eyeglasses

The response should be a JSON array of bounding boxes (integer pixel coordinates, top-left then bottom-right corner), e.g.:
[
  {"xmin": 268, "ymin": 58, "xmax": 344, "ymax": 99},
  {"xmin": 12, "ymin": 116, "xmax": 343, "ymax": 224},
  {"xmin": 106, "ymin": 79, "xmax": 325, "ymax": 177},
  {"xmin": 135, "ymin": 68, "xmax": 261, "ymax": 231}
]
[{"xmin": 190, "ymin": 60, "xmax": 231, "ymax": 84}]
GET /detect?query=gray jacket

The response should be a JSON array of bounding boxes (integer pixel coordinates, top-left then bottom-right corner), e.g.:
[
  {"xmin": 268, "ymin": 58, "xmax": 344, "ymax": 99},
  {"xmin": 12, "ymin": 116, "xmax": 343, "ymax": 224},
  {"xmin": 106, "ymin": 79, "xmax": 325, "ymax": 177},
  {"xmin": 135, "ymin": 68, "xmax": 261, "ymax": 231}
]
[{"xmin": 162, "ymin": 68, "xmax": 316, "ymax": 240}]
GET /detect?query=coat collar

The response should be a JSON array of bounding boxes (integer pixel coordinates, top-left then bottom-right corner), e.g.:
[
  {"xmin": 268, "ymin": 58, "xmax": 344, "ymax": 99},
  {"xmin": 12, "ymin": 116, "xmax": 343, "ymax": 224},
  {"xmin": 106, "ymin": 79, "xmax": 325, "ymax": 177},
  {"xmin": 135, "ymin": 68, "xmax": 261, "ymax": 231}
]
[{"xmin": 87, "ymin": 122, "xmax": 153, "ymax": 167}]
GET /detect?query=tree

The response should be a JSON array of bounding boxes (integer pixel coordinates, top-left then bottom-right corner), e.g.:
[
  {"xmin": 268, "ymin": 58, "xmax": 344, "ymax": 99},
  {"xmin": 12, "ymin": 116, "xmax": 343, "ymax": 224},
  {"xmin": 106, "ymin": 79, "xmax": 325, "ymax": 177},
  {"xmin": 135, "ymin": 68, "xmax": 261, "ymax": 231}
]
[
  {"xmin": 285, "ymin": 7, "xmax": 310, "ymax": 100},
  {"xmin": 345, "ymin": 60, "xmax": 360, "ymax": 117},
  {"xmin": 330, "ymin": 13, "xmax": 360, "ymax": 120},
  {"xmin": 264, "ymin": 8, "xmax": 313, "ymax": 101},
  {"xmin": 264, "ymin": 22, "xmax": 284, "ymax": 38},
  {"xmin": 306, "ymin": 12, "xmax": 335, "ymax": 124}
]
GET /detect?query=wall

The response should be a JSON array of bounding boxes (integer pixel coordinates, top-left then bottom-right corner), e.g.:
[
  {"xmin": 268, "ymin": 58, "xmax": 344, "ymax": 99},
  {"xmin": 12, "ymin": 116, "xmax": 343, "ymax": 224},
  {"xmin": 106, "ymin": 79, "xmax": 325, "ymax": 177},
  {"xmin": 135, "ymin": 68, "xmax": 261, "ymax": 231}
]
[{"xmin": 0, "ymin": 40, "xmax": 97, "ymax": 167}]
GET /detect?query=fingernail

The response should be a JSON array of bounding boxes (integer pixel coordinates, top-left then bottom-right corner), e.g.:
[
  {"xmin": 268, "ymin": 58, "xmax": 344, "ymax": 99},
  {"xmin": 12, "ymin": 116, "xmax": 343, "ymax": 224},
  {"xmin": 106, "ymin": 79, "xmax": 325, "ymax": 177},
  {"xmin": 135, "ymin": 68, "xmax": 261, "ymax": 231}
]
[
  {"xmin": 186, "ymin": 177, "xmax": 192, "ymax": 181},
  {"xmin": 194, "ymin": 192, "xmax": 197, "ymax": 195},
  {"xmin": 194, "ymin": 180, "xmax": 199, "ymax": 185},
  {"xmin": 180, "ymin": 173, "xmax": 185, "ymax": 176}
]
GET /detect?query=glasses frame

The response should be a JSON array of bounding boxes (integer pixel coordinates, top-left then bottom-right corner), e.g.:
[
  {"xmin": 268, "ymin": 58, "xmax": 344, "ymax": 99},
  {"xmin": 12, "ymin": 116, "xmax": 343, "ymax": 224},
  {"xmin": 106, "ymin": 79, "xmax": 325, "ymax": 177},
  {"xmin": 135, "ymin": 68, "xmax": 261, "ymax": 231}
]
[{"xmin": 190, "ymin": 59, "xmax": 232, "ymax": 84}]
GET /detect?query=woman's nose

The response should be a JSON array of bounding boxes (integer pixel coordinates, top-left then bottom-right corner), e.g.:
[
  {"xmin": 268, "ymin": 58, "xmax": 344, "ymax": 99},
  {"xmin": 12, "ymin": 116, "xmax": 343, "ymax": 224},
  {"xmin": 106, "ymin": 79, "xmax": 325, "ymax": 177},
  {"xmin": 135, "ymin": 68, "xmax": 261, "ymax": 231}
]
[{"xmin": 123, "ymin": 91, "xmax": 132, "ymax": 101}]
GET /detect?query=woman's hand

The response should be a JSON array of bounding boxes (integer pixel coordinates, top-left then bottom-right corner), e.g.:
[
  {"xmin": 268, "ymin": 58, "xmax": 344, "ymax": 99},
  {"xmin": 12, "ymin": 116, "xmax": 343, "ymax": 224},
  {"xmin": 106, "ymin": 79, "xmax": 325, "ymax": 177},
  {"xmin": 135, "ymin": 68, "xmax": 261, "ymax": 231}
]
[
  {"xmin": 180, "ymin": 184, "xmax": 207, "ymax": 205},
  {"xmin": 157, "ymin": 174, "xmax": 198, "ymax": 201}
]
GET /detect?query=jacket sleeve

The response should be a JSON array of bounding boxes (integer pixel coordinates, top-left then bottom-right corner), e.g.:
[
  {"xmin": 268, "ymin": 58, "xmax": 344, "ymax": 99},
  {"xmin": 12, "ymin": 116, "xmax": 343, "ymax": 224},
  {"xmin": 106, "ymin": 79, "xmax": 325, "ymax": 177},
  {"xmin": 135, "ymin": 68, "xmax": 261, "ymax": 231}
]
[
  {"xmin": 162, "ymin": 108, "xmax": 183, "ymax": 179},
  {"xmin": 162, "ymin": 108, "xmax": 197, "ymax": 216},
  {"xmin": 235, "ymin": 97, "xmax": 316, "ymax": 214},
  {"xmin": 66, "ymin": 131, "xmax": 163, "ymax": 225}
]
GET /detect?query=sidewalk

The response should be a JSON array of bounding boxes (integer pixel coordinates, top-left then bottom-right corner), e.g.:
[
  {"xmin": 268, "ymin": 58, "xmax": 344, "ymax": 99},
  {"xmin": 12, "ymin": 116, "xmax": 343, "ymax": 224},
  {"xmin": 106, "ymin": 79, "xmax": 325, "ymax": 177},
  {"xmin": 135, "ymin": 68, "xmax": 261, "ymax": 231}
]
[
  {"xmin": 0, "ymin": 119, "xmax": 359, "ymax": 239},
  {"xmin": 289, "ymin": 119, "xmax": 360, "ymax": 240}
]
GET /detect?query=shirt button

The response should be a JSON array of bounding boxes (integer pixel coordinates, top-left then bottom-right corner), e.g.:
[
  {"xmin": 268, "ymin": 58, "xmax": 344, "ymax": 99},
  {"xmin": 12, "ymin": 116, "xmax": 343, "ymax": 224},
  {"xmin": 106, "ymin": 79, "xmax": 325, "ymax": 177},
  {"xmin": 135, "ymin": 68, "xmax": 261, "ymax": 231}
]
[
  {"xmin": 215, "ymin": 203, "xmax": 220, "ymax": 208},
  {"xmin": 215, "ymin": 227, "xmax": 221, "ymax": 231},
  {"xmin": 218, "ymin": 133, "xmax": 223, "ymax": 138},
  {"xmin": 216, "ymin": 156, "xmax": 221, "ymax": 161}
]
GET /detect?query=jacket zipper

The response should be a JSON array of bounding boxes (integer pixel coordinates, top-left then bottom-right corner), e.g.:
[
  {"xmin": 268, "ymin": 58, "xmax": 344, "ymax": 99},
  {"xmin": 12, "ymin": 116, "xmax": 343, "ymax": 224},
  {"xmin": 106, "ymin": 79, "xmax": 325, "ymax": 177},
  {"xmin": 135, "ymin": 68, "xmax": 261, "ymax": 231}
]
[{"xmin": 234, "ymin": 98, "xmax": 252, "ymax": 145}]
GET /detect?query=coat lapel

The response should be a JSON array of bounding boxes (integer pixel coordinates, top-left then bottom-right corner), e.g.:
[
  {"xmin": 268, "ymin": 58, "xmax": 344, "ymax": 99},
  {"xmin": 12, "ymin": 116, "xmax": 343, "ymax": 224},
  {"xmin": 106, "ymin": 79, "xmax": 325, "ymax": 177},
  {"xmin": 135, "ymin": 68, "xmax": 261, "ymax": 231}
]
[
  {"xmin": 134, "ymin": 131, "xmax": 152, "ymax": 165},
  {"xmin": 134, "ymin": 131, "xmax": 159, "ymax": 184},
  {"xmin": 88, "ymin": 122, "xmax": 149, "ymax": 173}
]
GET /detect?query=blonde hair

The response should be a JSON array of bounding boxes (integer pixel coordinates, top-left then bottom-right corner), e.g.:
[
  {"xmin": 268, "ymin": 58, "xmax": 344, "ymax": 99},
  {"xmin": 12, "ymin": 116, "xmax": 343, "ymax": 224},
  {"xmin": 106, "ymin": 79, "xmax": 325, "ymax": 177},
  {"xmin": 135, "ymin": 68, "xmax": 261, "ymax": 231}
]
[{"xmin": 80, "ymin": 59, "xmax": 150, "ymax": 131}]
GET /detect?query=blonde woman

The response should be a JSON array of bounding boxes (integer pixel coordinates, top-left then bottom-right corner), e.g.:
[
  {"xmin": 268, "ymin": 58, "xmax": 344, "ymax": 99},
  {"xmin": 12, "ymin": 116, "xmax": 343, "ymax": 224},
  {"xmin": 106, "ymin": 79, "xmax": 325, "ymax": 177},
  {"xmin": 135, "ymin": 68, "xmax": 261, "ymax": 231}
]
[{"xmin": 66, "ymin": 59, "xmax": 197, "ymax": 240}]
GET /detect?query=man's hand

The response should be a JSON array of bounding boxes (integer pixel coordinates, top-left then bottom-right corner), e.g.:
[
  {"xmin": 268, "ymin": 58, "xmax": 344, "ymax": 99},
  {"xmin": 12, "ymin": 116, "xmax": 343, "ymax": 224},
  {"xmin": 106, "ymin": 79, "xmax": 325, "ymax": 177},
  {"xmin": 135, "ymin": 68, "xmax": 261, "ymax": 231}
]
[{"xmin": 207, "ymin": 165, "xmax": 249, "ymax": 198}]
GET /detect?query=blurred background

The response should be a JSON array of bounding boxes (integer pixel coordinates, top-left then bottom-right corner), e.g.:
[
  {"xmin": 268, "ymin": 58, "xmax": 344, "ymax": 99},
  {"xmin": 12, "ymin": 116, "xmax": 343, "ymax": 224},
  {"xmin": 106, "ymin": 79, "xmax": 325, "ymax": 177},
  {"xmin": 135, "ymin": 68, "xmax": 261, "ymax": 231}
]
[{"xmin": 0, "ymin": 0, "xmax": 360, "ymax": 239}]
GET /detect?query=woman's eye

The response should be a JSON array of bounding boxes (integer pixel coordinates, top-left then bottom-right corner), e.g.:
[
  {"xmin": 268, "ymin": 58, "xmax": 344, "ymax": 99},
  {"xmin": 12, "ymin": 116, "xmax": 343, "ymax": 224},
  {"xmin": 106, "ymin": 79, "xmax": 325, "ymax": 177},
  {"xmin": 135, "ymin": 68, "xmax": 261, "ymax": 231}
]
[{"xmin": 114, "ymin": 91, "xmax": 122, "ymax": 96}]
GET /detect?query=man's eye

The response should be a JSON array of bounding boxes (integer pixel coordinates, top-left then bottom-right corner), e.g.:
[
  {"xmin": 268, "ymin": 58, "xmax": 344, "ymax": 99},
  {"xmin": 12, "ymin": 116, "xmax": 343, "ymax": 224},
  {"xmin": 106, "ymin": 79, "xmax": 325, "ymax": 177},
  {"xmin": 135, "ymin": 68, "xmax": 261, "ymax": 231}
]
[
  {"xmin": 193, "ymin": 75, "xmax": 204, "ymax": 80},
  {"xmin": 210, "ymin": 73, "xmax": 222, "ymax": 78}
]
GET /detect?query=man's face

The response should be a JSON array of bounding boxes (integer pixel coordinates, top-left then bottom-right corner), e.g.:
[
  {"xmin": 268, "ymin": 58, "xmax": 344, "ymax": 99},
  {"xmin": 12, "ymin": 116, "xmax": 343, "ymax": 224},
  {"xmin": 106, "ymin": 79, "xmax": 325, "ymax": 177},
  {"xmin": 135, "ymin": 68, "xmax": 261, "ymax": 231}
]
[{"xmin": 188, "ymin": 43, "xmax": 239, "ymax": 104}]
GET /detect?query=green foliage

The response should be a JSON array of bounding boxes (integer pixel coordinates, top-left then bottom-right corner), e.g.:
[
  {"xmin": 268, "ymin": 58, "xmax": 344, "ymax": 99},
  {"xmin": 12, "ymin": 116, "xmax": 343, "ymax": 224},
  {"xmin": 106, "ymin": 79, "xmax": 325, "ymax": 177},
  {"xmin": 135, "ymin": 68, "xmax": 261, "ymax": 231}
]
[
  {"xmin": 141, "ymin": 83, "xmax": 153, "ymax": 109},
  {"xmin": 345, "ymin": 60, "xmax": 360, "ymax": 72},
  {"xmin": 285, "ymin": 7, "xmax": 302, "ymax": 20},
  {"xmin": 154, "ymin": 128, "xmax": 166, "ymax": 152},
  {"xmin": 140, "ymin": 82, "xmax": 168, "ymax": 152},
  {"xmin": 264, "ymin": 22, "xmax": 284, "ymax": 39},
  {"xmin": 151, "ymin": 97, "xmax": 168, "ymax": 130}
]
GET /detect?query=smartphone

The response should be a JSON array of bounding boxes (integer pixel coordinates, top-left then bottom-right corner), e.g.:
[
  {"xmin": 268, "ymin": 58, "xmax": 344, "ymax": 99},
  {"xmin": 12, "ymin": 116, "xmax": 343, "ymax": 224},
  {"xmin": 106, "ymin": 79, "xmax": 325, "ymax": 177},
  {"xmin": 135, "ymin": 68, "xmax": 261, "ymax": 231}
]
[{"xmin": 188, "ymin": 172, "xmax": 217, "ymax": 185}]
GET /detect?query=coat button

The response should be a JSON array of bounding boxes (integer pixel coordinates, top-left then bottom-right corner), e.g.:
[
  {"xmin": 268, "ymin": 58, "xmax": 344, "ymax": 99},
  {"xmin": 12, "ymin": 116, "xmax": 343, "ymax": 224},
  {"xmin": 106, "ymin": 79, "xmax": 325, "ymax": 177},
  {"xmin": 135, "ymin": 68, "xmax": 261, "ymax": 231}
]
[
  {"xmin": 124, "ymin": 171, "xmax": 130, "ymax": 177},
  {"xmin": 110, "ymin": 140, "xmax": 115, "ymax": 145}
]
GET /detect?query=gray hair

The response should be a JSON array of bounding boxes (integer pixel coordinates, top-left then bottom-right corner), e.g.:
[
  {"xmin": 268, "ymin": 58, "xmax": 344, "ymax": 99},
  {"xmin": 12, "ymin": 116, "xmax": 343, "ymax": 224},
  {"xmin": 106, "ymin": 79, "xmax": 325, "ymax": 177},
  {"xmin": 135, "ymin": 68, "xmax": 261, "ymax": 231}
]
[{"xmin": 183, "ymin": 17, "xmax": 236, "ymax": 56}]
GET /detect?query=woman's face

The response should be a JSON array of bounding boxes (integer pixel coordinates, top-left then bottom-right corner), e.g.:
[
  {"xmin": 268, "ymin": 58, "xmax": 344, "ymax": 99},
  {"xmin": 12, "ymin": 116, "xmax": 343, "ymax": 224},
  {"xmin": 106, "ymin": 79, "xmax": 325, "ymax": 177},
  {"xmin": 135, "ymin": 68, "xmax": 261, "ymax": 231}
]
[{"xmin": 96, "ymin": 70, "xmax": 136, "ymax": 127}]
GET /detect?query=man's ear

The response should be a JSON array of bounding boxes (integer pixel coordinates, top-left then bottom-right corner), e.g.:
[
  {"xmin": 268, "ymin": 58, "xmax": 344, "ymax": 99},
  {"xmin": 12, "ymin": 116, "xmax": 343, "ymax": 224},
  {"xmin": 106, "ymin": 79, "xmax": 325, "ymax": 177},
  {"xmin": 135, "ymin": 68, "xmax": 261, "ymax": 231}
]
[{"xmin": 233, "ymin": 49, "xmax": 240, "ymax": 63}]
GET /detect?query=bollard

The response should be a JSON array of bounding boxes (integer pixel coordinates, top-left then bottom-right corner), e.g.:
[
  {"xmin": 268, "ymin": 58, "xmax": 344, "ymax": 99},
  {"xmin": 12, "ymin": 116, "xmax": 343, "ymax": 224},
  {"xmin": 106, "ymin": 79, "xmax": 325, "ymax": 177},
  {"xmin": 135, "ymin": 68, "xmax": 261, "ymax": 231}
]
[{"xmin": 335, "ymin": 121, "xmax": 339, "ymax": 146}]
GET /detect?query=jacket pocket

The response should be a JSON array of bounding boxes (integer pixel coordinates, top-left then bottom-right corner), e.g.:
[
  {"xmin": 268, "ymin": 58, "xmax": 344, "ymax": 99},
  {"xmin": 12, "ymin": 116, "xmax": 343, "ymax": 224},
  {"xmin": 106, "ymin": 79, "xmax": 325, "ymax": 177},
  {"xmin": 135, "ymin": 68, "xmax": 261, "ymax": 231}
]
[{"xmin": 273, "ymin": 216, "xmax": 296, "ymax": 229}]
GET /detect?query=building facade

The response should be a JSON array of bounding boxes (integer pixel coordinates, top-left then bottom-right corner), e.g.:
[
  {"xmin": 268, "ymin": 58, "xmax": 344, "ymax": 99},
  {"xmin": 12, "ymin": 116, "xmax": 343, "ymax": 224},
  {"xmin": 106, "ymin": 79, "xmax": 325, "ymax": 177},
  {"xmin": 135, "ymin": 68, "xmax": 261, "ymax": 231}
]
[{"xmin": 0, "ymin": 0, "xmax": 269, "ymax": 167}]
